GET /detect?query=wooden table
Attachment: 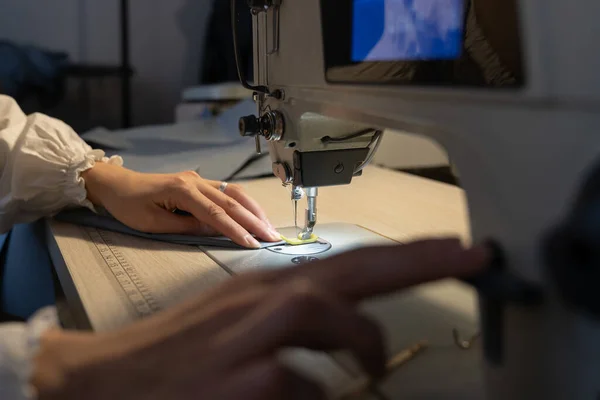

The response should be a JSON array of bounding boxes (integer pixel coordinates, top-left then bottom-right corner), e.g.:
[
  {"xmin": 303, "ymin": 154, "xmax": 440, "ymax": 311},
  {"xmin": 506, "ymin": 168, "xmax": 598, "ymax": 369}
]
[{"xmin": 46, "ymin": 166, "xmax": 483, "ymax": 399}]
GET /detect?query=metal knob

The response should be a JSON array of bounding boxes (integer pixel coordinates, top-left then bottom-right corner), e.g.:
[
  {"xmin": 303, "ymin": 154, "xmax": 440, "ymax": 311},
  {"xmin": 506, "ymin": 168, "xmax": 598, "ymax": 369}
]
[
  {"xmin": 273, "ymin": 162, "xmax": 293, "ymax": 185},
  {"xmin": 261, "ymin": 110, "xmax": 284, "ymax": 141}
]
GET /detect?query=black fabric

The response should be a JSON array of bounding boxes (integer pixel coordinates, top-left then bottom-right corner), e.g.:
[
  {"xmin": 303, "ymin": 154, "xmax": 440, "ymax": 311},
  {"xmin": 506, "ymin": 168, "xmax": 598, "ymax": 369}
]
[
  {"xmin": 0, "ymin": 230, "xmax": 23, "ymax": 323},
  {"xmin": 201, "ymin": 0, "xmax": 253, "ymax": 84}
]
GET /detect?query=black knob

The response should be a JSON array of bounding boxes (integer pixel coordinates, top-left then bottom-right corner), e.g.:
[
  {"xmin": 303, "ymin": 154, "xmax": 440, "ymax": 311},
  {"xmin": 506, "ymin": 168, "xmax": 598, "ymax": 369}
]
[{"xmin": 239, "ymin": 115, "xmax": 260, "ymax": 137}]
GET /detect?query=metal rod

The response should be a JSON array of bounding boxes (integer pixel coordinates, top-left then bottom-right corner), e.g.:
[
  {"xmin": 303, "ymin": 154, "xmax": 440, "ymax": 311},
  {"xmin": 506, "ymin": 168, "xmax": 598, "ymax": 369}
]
[
  {"xmin": 300, "ymin": 187, "xmax": 318, "ymax": 239},
  {"xmin": 340, "ymin": 341, "xmax": 429, "ymax": 400},
  {"xmin": 120, "ymin": 0, "xmax": 131, "ymax": 128},
  {"xmin": 291, "ymin": 186, "xmax": 304, "ymax": 237},
  {"xmin": 255, "ymin": 136, "xmax": 262, "ymax": 154}
]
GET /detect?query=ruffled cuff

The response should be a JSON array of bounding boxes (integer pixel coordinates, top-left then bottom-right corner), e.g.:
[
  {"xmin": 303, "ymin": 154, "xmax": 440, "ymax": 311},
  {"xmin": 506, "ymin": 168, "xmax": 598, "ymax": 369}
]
[
  {"xmin": 0, "ymin": 97, "xmax": 125, "ymax": 233},
  {"xmin": 68, "ymin": 150, "xmax": 123, "ymax": 212},
  {"xmin": 0, "ymin": 307, "xmax": 59, "ymax": 400},
  {"xmin": 9, "ymin": 111, "xmax": 124, "ymax": 217}
]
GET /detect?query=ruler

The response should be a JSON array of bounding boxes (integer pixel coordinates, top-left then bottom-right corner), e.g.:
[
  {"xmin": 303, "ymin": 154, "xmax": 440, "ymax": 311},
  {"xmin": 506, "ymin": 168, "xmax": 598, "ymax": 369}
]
[{"xmin": 84, "ymin": 227, "xmax": 161, "ymax": 317}]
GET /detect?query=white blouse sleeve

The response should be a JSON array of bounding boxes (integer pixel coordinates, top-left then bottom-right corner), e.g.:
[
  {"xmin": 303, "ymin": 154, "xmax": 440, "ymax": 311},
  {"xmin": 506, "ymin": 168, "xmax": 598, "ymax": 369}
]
[
  {"xmin": 0, "ymin": 95, "xmax": 125, "ymax": 398},
  {"xmin": 0, "ymin": 307, "xmax": 59, "ymax": 400},
  {"xmin": 0, "ymin": 94, "xmax": 123, "ymax": 234}
]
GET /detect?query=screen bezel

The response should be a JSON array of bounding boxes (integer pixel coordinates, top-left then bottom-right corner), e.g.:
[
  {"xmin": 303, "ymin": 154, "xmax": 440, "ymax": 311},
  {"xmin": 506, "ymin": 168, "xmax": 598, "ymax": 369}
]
[{"xmin": 320, "ymin": 0, "xmax": 524, "ymax": 88}]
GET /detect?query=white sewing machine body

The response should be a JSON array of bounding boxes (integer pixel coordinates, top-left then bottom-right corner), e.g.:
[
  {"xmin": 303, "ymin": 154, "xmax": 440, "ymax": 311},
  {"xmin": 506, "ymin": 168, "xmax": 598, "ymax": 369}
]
[{"xmin": 234, "ymin": 0, "xmax": 600, "ymax": 398}]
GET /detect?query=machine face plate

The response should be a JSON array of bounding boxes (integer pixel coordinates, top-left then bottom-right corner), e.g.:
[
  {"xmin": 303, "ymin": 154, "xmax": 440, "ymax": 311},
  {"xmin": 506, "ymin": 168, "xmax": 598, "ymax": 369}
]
[
  {"xmin": 200, "ymin": 223, "xmax": 394, "ymax": 275},
  {"xmin": 267, "ymin": 226, "xmax": 332, "ymax": 256}
]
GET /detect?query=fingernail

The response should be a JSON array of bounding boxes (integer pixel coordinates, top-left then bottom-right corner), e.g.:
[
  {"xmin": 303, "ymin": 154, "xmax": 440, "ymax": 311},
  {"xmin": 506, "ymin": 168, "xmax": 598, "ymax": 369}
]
[
  {"xmin": 265, "ymin": 219, "xmax": 275, "ymax": 230},
  {"xmin": 268, "ymin": 228, "xmax": 281, "ymax": 241},
  {"xmin": 244, "ymin": 235, "xmax": 261, "ymax": 249}
]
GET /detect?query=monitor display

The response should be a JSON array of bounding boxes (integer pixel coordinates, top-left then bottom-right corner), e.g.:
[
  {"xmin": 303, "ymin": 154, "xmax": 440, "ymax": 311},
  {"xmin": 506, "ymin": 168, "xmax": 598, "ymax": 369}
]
[{"xmin": 352, "ymin": 0, "xmax": 465, "ymax": 62}]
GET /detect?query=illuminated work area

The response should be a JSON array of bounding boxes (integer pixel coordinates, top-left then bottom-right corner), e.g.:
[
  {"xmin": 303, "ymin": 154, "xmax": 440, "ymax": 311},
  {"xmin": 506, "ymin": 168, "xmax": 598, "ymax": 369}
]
[{"xmin": 0, "ymin": 0, "xmax": 597, "ymax": 399}]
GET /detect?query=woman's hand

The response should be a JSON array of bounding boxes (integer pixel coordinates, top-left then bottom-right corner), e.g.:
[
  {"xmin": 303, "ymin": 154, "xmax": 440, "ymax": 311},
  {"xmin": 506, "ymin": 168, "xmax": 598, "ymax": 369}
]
[
  {"xmin": 32, "ymin": 239, "xmax": 490, "ymax": 400},
  {"xmin": 82, "ymin": 162, "xmax": 280, "ymax": 248}
]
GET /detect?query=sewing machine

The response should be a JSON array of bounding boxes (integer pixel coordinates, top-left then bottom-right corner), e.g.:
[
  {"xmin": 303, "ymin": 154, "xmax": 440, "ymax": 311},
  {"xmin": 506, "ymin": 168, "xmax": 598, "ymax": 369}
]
[{"xmin": 232, "ymin": 0, "xmax": 600, "ymax": 398}]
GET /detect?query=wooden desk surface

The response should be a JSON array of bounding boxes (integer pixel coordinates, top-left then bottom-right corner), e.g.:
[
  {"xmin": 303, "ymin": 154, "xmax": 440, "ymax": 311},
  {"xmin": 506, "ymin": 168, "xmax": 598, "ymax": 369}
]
[{"xmin": 47, "ymin": 166, "xmax": 482, "ymax": 398}]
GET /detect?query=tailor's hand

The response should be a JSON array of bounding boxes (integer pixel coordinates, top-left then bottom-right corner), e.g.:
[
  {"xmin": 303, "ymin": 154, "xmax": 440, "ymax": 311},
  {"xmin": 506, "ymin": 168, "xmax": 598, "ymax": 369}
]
[
  {"xmin": 81, "ymin": 162, "xmax": 280, "ymax": 248},
  {"xmin": 32, "ymin": 239, "xmax": 489, "ymax": 400}
]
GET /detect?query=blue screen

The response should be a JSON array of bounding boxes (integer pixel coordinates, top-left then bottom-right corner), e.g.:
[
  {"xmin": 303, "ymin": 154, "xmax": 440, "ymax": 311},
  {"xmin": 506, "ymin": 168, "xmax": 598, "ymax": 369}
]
[{"xmin": 352, "ymin": 0, "xmax": 464, "ymax": 62}]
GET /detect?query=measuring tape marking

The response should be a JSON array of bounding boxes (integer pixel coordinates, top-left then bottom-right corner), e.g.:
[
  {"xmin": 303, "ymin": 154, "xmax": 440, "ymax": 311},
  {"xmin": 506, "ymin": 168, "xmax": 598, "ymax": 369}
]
[{"xmin": 84, "ymin": 227, "xmax": 160, "ymax": 317}]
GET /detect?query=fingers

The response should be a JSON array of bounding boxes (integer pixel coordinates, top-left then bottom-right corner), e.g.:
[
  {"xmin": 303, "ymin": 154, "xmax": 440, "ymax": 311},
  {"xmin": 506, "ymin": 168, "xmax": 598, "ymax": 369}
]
[
  {"xmin": 199, "ymin": 181, "xmax": 280, "ymax": 242},
  {"xmin": 240, "ymin": 239, "xmax": 491, "ymax": 303},
  {"xmin": 174, "ymin": 186, "xmax": 262, "ymax": 248},
  {"xmin": 163, "ymin": 284, "xmax": 271, "ymax": 335},
  {"xmin": 323, "ymin": 239, "xmax": 491, "ymax": 302},
  {"xmin": 207, "ymin": 180, "xmax": 273, "ymax": 229},
  {"xmin": 217, "ymin": 359, "xmax": 327, "ymax": 400},
  {"xmin": 217, "ymin": 278, "xmax": 387, "ymax": 379},
  {"xmin": 163, "ymin": 172, "xmax": 279, "ymax": 247}
]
